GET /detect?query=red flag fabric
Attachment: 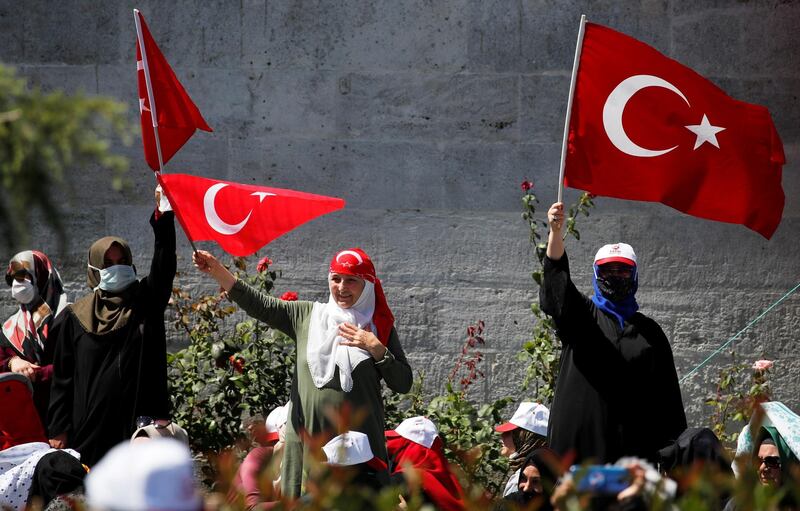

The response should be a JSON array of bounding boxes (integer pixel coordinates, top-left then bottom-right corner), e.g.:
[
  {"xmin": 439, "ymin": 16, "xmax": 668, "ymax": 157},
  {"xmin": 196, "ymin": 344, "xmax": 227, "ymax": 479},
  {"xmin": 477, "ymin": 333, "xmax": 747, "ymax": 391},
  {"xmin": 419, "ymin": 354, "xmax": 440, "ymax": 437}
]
[
  {"xmin": 158, "ymin": 173, "xmax": 345, "ymax": 256},
  {"xmin": 565, "ymin": 22, "xmax": 785, "ymax": 239},
  {"xmin": 135, "ymin": 10, "xmax": 212, "ymax": 171}
]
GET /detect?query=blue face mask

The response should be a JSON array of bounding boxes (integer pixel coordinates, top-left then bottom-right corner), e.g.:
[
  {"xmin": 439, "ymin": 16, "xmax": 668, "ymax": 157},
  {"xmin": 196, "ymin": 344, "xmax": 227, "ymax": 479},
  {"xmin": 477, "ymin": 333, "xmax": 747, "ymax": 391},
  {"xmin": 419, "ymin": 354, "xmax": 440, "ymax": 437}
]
[{"xmin": 89, "ymin": 264, "xmax": 137, "ymax": 293}]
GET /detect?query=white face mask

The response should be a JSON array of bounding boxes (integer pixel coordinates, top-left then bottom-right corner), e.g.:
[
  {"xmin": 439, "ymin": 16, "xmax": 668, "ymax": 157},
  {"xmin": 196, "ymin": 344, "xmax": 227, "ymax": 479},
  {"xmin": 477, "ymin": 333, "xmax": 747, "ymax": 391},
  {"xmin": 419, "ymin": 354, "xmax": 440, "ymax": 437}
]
[
  {"xmin": 89, "ymin": 264, "xmax": 137, "ymax": 293},
  {"xmin": 11, "ymin": 279, "xmax": 37, "ymax": 305}
]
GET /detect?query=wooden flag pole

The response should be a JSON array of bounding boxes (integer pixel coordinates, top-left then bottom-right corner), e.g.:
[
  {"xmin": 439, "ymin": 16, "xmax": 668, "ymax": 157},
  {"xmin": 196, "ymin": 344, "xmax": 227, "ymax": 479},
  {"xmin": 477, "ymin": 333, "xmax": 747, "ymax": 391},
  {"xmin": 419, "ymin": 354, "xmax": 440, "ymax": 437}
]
[{"xmin": 557, "ymin": 14, "xmax": 588, "ymax": 203}]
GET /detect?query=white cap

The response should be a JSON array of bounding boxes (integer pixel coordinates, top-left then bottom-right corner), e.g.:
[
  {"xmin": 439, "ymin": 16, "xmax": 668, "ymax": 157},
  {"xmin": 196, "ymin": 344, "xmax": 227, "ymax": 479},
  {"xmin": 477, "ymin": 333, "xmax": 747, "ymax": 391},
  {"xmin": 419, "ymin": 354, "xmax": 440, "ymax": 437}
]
[
  {"xmin": 323, "ymin": 431, "xmax": 387, "ymax": 471},
  {"xmin": 394, "ymin": 416, "xmax": 438, "ymax": 449},
  {"xmin": 594, "ymin": 243, "xmax": 637, "ymax": 266},
  {"xmin": 495, "ymin": 402, "xmax": 549, "ymax": 436},
  {"xmin": 86, "ymin": 439, "xmax": 201, "ymax": 511},
  {"xmin": 265, "ymin": 403, "xmax": 290, "ymax": 442}
]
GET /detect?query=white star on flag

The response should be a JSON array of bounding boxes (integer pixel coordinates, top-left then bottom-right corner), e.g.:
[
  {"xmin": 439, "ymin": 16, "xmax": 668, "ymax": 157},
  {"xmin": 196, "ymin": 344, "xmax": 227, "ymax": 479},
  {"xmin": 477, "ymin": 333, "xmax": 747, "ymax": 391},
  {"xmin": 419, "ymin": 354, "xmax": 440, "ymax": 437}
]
[
  {"xmin": 139, "ymin": 97, "xmax": 150, "ymax": 114},
  {"xmin": 684, "ymin": 114, "xmax": 726, "ymax": 150}
]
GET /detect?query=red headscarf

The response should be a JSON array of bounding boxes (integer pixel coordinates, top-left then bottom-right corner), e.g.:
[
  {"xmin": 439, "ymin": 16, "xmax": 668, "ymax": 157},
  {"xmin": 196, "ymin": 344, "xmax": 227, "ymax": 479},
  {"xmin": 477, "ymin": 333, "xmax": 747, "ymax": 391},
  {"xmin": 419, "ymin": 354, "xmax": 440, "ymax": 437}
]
[
  {"xmin": 385, "ymin": 431, "xmax": 466, "ymax": 511},
  {"xmin": 329, "ymin": 248, "xmax": 394, "ymax": 346}
]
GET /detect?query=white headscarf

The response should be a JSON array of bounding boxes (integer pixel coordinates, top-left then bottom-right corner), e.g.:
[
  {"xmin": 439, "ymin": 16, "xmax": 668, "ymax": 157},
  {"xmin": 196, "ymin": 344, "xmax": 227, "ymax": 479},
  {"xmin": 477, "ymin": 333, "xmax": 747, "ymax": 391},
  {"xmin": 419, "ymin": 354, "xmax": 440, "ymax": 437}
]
[{"xmin": 307, "ymin": 279, "xmax": 375, "ymax": 392}]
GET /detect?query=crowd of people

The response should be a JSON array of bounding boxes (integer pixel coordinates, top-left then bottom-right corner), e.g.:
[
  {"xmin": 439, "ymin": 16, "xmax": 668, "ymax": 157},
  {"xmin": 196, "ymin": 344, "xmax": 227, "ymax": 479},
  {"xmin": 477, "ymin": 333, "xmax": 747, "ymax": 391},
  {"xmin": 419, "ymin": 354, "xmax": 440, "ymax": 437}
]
[{"xmin": 1, "ymin": 197, "xmax": 798, "ymax": 510}]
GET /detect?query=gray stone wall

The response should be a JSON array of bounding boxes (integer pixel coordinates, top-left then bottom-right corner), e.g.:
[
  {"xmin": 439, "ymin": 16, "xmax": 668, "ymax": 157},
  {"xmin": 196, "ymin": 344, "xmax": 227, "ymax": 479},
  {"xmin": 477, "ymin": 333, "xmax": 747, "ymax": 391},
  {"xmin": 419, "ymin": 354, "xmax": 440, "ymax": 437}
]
[{"xmin": 1, "ymin": 1, "xmax": 798, "ymax": 428}]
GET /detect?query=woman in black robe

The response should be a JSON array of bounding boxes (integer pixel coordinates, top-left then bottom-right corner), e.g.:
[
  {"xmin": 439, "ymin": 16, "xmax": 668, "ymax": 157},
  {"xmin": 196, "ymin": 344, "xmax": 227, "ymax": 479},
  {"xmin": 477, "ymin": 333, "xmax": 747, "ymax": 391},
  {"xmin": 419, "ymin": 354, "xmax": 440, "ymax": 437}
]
[
  {"xmin": 539, "ymin": 202, "xmax": 686, "ymax": 464},
  {"xmin": 48, "ymin": 196, "xmax": 175, "ymax": 467}
]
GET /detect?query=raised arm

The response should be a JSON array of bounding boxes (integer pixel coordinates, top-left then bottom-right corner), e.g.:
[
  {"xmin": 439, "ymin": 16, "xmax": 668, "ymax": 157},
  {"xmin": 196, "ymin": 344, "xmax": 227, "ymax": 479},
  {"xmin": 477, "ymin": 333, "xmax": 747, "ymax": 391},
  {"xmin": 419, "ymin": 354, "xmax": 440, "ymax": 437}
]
[
  {"xmin": 546, "ymin": 202, "xmax": 565, "ymax": 261},
  {"xmin": 539, "ymin": 203, "xmax": 594, "ymax": 343},
  {"xmin": 194, "ymin": 250, "xmax": 308, "ymax": 338},
  {"xmin": 141, "ymin": 209, "xmax": 177, "ymax": 310}
]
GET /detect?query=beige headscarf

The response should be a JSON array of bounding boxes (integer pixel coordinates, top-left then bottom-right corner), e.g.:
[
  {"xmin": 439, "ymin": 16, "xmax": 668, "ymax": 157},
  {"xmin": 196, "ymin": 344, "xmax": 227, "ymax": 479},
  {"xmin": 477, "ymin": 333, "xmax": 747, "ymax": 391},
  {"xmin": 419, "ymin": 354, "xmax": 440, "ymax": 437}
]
[{"xmin": 70, "ymin": 236, "xmax": 137, "ymax": 335}]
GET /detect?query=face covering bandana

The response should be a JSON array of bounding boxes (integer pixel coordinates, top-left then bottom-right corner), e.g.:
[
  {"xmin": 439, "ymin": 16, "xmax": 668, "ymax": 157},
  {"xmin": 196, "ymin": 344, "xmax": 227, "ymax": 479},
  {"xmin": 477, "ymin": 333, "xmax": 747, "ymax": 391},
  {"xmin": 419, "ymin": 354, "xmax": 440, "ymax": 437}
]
[
  {"xmin": 88, "ymin": 264, "xmax": 137, "ymax": 293},
  {"xmin": 11, "ymin": 279, "xmax": 37, "ymax": 304},
  {"xmin": 596, "ymin": 273, "xmax": 636, "ymax": 302}
]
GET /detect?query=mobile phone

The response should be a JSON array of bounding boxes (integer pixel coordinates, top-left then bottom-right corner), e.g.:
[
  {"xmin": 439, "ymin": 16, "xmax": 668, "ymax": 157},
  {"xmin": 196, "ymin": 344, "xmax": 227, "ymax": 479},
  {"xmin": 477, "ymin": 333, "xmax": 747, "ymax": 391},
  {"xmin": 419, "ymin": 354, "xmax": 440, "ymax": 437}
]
[{"xmin": 569, "ymin": 465, "xmax": 630, "ymax": 494}]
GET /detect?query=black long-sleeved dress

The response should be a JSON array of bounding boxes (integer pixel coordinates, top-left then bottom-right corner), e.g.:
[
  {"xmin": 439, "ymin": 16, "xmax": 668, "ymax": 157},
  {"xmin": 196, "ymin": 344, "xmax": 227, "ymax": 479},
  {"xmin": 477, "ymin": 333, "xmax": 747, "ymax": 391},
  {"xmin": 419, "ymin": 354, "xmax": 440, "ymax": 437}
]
[
  {"xmin": 539, "ymin": 252, "xmax": 687, "ymax": 464},
  {"xmin": 48, "ymin": 212, "xmax": 175, "ymax": 466}
]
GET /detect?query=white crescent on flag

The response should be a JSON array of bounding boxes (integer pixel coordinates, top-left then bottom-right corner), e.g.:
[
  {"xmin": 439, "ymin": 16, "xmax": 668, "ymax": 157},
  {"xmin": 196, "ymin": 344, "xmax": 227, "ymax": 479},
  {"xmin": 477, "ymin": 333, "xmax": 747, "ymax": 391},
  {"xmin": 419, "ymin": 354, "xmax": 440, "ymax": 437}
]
[{"xmin": 203, "ymin": 183, "xmax": 274, "ymax": 235}]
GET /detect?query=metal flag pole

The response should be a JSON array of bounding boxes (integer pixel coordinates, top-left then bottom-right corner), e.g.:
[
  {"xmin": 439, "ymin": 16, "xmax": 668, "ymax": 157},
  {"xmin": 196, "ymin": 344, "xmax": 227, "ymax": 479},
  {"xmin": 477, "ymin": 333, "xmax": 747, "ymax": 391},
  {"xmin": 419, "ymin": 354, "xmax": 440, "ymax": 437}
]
[
  {"xmin": 557, "ymin": 14, "xmax": 588, "ymax": 203},
  {"xmin": 134, "ymin": 9, "xmax": 198, "ymax": 253}
]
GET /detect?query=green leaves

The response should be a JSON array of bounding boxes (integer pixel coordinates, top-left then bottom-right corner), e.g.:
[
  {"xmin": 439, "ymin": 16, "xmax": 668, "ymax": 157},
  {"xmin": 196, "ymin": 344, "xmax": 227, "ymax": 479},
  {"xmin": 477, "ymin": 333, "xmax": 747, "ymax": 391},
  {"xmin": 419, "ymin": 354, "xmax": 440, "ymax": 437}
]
[
  {"xmin": 0, "ymin": 65, "xmax": 133, "ymax": 253},
  {"xmin": 168, "ymin": 256, "xmax": 295, "ymax": 455}
]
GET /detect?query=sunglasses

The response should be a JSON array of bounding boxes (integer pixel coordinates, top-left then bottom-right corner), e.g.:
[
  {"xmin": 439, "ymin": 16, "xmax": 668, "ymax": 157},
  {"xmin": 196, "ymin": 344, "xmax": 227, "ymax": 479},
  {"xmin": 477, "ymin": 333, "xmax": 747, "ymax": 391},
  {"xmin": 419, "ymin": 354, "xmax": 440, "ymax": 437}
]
[
  {"xmin": 757, "ymin": 456, "xmax": 781, "ymax": 469},
  {"xmin": 135, "ymin": 416, "xmax": 172, "ymax": 430}
]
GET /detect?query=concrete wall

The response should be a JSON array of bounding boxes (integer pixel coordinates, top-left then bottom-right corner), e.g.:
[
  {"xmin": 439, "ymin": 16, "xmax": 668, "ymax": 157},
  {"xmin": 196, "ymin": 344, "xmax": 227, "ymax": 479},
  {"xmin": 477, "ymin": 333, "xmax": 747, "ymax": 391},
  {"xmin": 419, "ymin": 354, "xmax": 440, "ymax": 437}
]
[{"xmin": 2, "ymin": 0, "xmax": 798, "ymax": 427}]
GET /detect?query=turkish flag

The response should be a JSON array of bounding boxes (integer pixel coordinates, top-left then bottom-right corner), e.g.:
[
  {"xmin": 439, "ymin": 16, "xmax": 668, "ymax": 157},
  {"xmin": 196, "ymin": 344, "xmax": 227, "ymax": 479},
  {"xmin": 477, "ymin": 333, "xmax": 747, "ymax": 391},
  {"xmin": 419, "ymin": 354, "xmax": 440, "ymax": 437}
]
[
  {"xmin": 157, "ymin": 173, "xmax": 346, "ymax": 256},
  {"xmin": 565, "ymin": 22, "xmax": 785, "ymax": 239},
  {"xmin": 135, "ymin": 10, "xmax": 212, "ymax": 171}
]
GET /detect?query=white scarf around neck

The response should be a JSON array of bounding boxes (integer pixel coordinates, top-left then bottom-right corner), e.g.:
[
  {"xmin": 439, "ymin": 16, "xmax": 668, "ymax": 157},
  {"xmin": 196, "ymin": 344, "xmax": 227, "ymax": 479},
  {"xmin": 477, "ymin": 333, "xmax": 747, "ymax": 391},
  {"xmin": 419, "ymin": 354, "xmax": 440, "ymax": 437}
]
[{"xmin": 307, "ymin": 280, "xmax": 376, "ymax": 392}]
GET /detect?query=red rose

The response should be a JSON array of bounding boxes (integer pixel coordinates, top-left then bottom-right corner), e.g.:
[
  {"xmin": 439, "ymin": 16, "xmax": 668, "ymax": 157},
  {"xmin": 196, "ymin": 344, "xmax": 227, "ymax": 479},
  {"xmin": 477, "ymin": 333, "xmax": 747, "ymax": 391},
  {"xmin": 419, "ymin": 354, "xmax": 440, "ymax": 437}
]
[
  {"xmin": 228, "ymin": 355, "xmax": 245, "ymax": 374},
  {"xmin": 256, "ymin": 256, "xmax": 273, "ymax": 273},
  {"xmin": 520, "ymin": 180, "xmax": 534, "ymax": 192},
  {"xmin": 280, "ymin": 291, "xmax": 299, "ymax": 301}
]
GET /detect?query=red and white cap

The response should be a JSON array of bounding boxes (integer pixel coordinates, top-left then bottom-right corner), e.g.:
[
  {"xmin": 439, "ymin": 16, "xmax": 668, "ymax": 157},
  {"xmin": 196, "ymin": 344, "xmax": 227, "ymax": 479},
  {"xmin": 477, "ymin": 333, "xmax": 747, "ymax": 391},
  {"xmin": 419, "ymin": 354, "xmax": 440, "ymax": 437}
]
[
  {"xmin": 392, "ymin": 416, "xmax": 438, "ymax": 449},
  {"xmin": 264, "ymin": 403, "xmax": 290, "ymax": 443},
  {"xmin": 323, "ymin": 431, "xmax": 388, "ymax": 471},
  {"xmin": 594, "ymin": 243, "xmax": 637, "ymax": 266},
  {"xmin": 495, "ymin": 402, "xmax": 549, "ymax": 436}
]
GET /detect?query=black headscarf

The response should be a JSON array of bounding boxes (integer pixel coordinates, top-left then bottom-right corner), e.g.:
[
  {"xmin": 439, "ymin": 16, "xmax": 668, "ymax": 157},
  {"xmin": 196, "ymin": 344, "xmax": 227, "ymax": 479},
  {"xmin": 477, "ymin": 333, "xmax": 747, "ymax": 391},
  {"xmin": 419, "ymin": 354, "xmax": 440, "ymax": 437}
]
[{"xmin": 658, "ymin": 427, "xmax": 731, "ymax": 476}]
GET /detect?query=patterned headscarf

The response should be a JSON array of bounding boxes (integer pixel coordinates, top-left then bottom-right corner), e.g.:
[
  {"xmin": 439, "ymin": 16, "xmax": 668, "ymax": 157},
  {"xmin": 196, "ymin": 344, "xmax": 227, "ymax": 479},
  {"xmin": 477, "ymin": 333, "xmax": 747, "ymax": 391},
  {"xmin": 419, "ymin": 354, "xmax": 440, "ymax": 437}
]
[{"xmin": 2, "ymin": 251, "xmax": 67, "ymax": 363}]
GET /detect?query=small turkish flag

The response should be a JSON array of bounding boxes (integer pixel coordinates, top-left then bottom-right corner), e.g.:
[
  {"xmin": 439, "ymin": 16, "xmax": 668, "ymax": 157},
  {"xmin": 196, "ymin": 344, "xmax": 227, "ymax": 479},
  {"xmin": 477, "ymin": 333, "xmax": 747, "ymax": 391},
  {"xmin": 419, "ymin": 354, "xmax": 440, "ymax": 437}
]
[
  {"xmin": 565, "ymin": 22, "xmax": 785, "ymax": 239},
  {"xmin": 157, "ymin": 173, "xmax": 346, "ymax": 256},
  {"xmin": 135, "ymin": 10, "xmax": 212, "ymax": 171}
]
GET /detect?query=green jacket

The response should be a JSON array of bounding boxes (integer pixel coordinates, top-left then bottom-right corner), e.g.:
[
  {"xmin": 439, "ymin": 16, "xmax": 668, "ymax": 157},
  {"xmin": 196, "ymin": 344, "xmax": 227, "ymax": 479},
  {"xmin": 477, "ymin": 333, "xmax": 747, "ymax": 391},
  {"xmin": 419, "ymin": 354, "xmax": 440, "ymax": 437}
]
[{"xmin": 229, "ymin": 279, "xmax": 413, "ymax": 497}]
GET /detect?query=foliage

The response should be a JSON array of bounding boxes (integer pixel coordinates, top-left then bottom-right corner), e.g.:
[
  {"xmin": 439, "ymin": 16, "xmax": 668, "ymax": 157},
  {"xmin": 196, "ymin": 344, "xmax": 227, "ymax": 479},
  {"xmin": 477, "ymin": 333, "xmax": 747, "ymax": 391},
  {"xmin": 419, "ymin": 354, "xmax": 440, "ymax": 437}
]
[
  {"xmin": 385, "ymin": 321, "xmax": 512, "ymax": 496},
  {"xmin": 518, "ymin": 183, "xmax": 596, "ymax": 403},
  {"xmin": 0, "ymin": 64, "xmax": 132, "ymax": 252},
  {"xmin": 706, "ymin": 355, "xmax": 774, "ymax": 447},
  {"xmin": 168, "ymin": 257, "xmax": 295, "ymax": 454}
]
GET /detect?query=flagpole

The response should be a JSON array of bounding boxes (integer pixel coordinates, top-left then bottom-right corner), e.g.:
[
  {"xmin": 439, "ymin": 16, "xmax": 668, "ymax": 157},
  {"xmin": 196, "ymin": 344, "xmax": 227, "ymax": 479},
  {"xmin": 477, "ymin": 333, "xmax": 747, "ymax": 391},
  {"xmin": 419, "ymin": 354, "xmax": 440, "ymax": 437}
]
[
  {"xmin": 134, "ymin": 9, "xmax": 166, "ymax": 173},
  {"xmin": 557, "ymin": 14, "xmax": 587, "ymax": 203},
  {"xmin": 134, "ymin": 10, "xmax": 197, "ymax": 254}
]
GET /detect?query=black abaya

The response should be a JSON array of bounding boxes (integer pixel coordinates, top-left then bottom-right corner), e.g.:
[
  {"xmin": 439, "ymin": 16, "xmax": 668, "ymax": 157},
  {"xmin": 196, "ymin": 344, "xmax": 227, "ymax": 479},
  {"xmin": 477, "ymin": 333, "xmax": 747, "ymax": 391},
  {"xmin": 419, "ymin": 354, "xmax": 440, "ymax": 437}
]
[
  {"xmin": 48, "ymin": 212, "xmax": 175, "ymax": 466},
  {"xmin": 539, "ymin": 252, "xmax": 686, "ymax": 464}
]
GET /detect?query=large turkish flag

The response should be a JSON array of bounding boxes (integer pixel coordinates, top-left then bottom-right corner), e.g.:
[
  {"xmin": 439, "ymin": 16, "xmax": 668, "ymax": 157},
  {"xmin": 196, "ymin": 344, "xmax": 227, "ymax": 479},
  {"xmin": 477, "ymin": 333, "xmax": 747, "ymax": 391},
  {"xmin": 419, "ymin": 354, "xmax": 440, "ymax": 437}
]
[
  {"xmin": 158, "ymin": 173, "xmax": 345, "ymax": 256},
  {"xmin": 565, "ymin": 22, "xmax": 785, "ymax": 239},
  {"xmin": 135, "ymin": 10, "xmax": 212, "ymax": 171}
]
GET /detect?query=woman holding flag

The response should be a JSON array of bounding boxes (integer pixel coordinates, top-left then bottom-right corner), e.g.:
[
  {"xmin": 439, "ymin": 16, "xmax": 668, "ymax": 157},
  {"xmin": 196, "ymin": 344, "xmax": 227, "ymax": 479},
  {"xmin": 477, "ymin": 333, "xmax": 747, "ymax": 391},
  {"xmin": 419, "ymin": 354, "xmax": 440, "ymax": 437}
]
[
  {"xmin": 193, "ymin": 247, "xmax": 413, "ymax": 497},
  {"xmin": 47, "ymin": 190, "xmax": 176, "ymax": 466},
  {"xmin": 540, "ymin": 202, "xmax": 686, "ymax": 465}
]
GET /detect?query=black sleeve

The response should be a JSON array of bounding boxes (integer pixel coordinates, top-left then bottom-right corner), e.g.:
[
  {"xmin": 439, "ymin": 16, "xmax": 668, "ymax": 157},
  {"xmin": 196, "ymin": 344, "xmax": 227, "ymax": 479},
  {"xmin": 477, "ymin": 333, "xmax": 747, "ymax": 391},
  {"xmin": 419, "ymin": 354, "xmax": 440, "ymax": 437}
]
[
  {"xmin": 140, "ymin": 211, "xmax": 177, "ymax": 312},
  {"xmin": 47, "ymin": 314, "xmax": 74, "ymax": 439},
  {"xmin": 539, "ymin": 252, "xmax": 594, "ymax": 346}
]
